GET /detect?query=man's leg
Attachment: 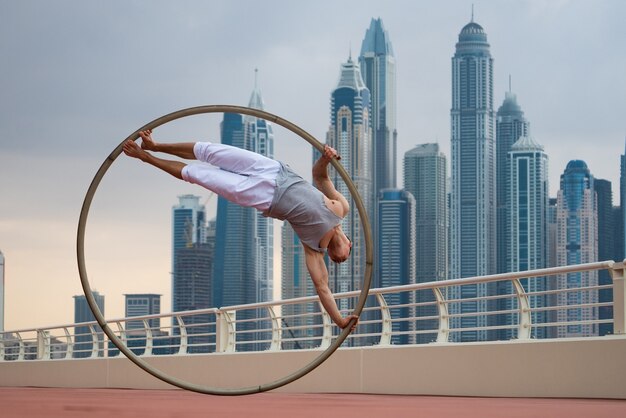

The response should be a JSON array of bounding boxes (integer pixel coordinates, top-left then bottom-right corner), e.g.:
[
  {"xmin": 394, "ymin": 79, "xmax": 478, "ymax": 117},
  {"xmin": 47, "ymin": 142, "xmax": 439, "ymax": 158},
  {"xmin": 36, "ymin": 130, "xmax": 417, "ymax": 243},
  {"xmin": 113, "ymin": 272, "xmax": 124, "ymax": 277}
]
[
  {"xmin": 123, "ymin": 140, "xmax": 186, "ymax": 179},
  {"xmin": 192, "ymin": 142, "xmax": 279, "ymax": 176},
  {"xmin": 138, "ymin": 130, "xmax": 197, "ymax": 160},
  {"xmin": 137, "ymin": 130, "xmax": 278, "ymax": 177},
  {"xmin": 124, "ymin": 139, "xmax": 277, "ymax": 211}
]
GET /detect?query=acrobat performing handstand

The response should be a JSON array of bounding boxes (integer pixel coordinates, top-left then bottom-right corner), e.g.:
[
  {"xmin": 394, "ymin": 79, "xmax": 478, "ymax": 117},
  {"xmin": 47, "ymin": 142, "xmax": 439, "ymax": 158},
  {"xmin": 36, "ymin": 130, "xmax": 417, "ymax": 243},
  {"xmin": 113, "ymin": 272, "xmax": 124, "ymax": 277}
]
[{"xmin": 123, "ymin": 130, "xmax": 358, "ymax": 330}]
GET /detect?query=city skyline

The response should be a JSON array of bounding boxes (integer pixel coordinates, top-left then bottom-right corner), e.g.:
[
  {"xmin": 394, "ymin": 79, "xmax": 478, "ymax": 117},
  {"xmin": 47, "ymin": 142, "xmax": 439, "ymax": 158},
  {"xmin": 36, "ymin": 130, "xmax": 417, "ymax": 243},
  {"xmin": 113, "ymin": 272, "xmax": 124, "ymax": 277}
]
[{"xmin": 1, "ymin": 1, "xmax": 625, "ymax": 330}]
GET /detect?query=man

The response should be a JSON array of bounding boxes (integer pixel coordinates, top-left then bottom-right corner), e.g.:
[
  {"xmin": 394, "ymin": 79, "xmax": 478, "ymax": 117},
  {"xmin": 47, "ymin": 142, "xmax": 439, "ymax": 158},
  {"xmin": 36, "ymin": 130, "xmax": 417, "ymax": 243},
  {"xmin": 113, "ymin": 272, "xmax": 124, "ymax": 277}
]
[{"xmin": 123, "ymin": 130, "xmax": 358, "ymax": 330}]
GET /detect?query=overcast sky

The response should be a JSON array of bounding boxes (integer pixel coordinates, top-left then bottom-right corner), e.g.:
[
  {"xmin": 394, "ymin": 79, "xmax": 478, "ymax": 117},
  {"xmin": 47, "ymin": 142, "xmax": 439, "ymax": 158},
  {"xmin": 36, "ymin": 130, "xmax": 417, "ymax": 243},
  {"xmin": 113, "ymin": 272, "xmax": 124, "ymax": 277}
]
[{"xmin": 1, "ymin": 0, "xmax": 624, "ymax": 331}]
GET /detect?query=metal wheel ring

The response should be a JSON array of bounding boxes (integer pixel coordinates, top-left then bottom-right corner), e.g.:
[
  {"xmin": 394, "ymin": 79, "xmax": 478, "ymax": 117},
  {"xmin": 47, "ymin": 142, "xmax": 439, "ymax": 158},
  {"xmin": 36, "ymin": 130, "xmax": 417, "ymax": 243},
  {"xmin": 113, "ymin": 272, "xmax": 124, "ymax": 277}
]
[{"xmin": 76, "ymin": 104, "xmax": 374, "ymax": 395}]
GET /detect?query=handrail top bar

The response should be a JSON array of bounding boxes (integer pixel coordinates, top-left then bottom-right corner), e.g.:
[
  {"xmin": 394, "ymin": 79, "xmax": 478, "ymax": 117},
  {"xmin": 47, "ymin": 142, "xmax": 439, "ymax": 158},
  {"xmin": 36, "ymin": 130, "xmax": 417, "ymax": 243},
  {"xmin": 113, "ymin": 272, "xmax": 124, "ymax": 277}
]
[{"xmin": 3, "ymin": 260, "xmax": 620, "ymax": 334}]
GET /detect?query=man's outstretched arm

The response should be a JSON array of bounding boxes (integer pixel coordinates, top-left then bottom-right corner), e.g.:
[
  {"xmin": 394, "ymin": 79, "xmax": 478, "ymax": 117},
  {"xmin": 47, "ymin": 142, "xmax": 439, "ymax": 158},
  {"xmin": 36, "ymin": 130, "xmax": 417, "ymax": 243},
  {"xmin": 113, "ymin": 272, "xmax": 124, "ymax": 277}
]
[
  {"xmin": 304, "ymin": 245, "xmax": 358, "ymax": 331},
  {"xmin": 312, "ymin": 145, "xmax": 349, "ymax": 216}
]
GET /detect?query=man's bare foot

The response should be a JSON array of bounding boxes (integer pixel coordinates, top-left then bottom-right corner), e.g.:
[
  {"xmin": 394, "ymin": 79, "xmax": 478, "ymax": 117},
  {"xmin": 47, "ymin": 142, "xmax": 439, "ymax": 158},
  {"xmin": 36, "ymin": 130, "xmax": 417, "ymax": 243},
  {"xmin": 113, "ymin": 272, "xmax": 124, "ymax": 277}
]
[
  {"xmin": 139, "ymin": 129, "xmax": 157, "ymax": 151},
  {"xmin": 123, "ymin": 140, "xmax": 150, "ymax": 161}
]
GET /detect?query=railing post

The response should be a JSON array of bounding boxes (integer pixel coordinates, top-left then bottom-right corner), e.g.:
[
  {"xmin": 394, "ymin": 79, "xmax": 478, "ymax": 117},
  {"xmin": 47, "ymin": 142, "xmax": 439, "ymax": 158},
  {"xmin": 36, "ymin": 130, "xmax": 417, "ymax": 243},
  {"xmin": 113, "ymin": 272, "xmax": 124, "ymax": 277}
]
[
  {"xmin": 610, "ymin": 263, "xmax": 626, "ymax": 334},
  {"xmin": 216, "ymin": 310, "xmax": 235, "ymax": 353},
  {"xmin": 376, "ymin": 294, "xmax": 392, "ymax": 346},
  {"xmin": 267, "ymin": 306, "xmax": 281, "ymax": 351},
  {"xmin": 143, "ymin": 319, "xmax": 153, "ymax": 356},
  {"xmin": 115, "ymin": 322, "xmax": 126, "ymax": 358},
  {"xmin": 433, "ymin": 288, "xmax": 449, "ymax": 343},
  {"xmin": 16, "ymin": 333, "xmax": 25, "ymax": 361},
  {"xmin": 318, "ymin": 301, "xmax": 333, "ymax": 349},
  {"xmin": 512, "ymin": 279, "xmax": 532, "ymax": 340},
  {"xmin": 88, "ymin": 324, "xmax": 99, "ymax": 358},
  {"xmin": 175, "ymin": 316, "xmax": 188, "ymax": 355},
  {"xmin": 36, "ymin": 330, "xmax": 50, "ymax": 360},
  {"xmin": 63, "ymin": 327, "xmax": 73, "ymax": 359}
]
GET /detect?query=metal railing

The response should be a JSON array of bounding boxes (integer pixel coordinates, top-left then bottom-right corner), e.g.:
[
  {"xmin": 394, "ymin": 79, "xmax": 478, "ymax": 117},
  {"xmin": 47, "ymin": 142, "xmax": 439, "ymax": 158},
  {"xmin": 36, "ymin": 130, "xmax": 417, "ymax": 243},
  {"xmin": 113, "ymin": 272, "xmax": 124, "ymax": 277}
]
[{"xmin": 1, "ymin": 261, "xmax": 624, "ymax": 361}]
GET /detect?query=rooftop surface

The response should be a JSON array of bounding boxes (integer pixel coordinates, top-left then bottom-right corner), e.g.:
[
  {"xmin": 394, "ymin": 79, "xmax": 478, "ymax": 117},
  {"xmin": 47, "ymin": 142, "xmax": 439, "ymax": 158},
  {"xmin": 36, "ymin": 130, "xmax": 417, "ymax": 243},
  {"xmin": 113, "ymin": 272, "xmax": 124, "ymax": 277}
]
[{"xmin": 2, "ymin": 387, "xmax": 625, "ymax": 418}]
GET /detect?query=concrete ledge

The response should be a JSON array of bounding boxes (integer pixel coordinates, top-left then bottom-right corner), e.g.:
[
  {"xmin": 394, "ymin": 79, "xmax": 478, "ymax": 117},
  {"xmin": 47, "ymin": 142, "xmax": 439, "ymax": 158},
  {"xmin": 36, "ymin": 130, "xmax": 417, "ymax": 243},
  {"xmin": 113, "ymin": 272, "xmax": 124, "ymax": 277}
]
[{"xmin": 1, "ymin": 337, "xmax": 625, "ymax": 399}]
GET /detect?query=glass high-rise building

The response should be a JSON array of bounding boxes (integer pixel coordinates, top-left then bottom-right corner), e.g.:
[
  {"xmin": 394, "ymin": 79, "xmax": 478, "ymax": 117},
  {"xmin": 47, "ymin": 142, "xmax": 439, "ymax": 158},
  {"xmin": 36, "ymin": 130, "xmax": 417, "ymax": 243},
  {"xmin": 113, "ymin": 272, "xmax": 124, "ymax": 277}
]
[
  {"xmin": 378, "ymin": 189, "xmax": 416, "ymax": 345},
  {"xmin": 212, "ymin": 113, "xmax": 257, "ymax": 309},
  {"xmin": 614, "ymin": 205, "xmax": 624, "ymax": 264},
  {"xmin": 174, "ymin": 243, "xmax": 213, "ymax": 352},
  {"xmin": 507, "ymin": 136, "xmax": 549, "ymax": 339},
  {"xmin": 555, "ymin": 160, "xmax": 598, "ymax": 338},
  {"xmin": 280, "ymin": 223, "xmax": 321, "ymax": 349},
  {"xmin": 124, "ymin": 294, "xmax": 161, "ymax": 331},
  {"xmin": 403, "ymin": 144, "xmax": 447, "ymax": 343},
  {"xmin": 595, "ymin": 179, "xmax": 614, "ymax": 336},
  {"xmin": 171, "ymin": 195, "xmax": 206, "ymax": 313},
  {"xmin": 73, "ymin": 291, "xmax": 105, "ymax": 358},
  {"xmin": 326, "ymin": 56, "xmax": 372, "ymax": 315},
  {"xmin": 213, "ymin": 80, "xmax": 276, "ymax": 350},
  {"xmin": 496, "ymin": 91, "xmax": 529, "ymax": 274},
  {"xmin": 244, "ymin": 70, "xmax": 274, "ymax": 305},
  {"xmin": 547, "ymin": 198, "xmax": 558, "ymax": 268},
  {"xmin": 359, "ymin": 18, "xmax": 397, "ymax": 194},
  {"xmin": 403, "ymin": 144, "xmax": 447, "ymax": 283},
  {"xmin": 359, "ymin": 18, "xmax": 397, "ymax": 290},
  {"xmin": 123, "ymin": 293, "xmax": 173, "ymax": 355},
  {"xmin": 449, "ymin": 19, "xmax": 496, "ymax": 341}
]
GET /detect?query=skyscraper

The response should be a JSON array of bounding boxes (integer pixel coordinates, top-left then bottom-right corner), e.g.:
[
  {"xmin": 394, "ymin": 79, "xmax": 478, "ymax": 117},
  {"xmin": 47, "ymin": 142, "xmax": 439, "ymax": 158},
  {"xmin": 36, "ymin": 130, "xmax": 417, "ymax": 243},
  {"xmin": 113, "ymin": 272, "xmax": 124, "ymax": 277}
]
[
  {"xmin": 449, "ymin": 19, "xmax": 496, "ymax": 341},
  {"xmin": 614, "ymin": 205, "xmax": 624, "ymax": 263},
  {"xmin": 378, "ymin": 189, "xmax": 416, "ymax": 345},
  {"xmin": 0, "ymin": 251, "xmax": 4, "ymax": 333},
  {"xmin": 125, "ymin": 294, "xmax": 161, "ymax": 331},
  {"xmin": 245, "ymin": 70, "xmax": 274, "ymax": 305},
  {"xmin": 172, "ymin": 195, "xmax": 206, "ymax": 313},
  {"xmin": 555, "ymin": 160, "xmax": 598, "ymax": 338},
  {"xmin": 403, "ymin": 144, "xmax": 447, "ymax": 343},
  {"xmin": 281, "ymin": 223, "xmax": 321, "ymax": 349},
  {"xmin": 174, "ymin": 243, "xmax": 213, "ymax": 352},
  {"xmin": 212, "ymin": 113, "xmax": 257, "ymax": 309},
  {"xmin": 547, "ymin": 198, "xmax": 558, "ymax": 268},
  {"xmin": 595, "ymin": 179, "xmax": 614, "ymax": 336},
  {"xmin": 507, "ymin": 136, "xmax": 549, "ymax": 338},
  {"xmin": 496, "ymin": 90, "xmax": 529, "ymax": 274},
  {"xmin": 359, "ymin": 18, "xmax": 397, "ymax": 290},
  {"xmin": 359, "ymin": 18, "xmax": 397, "ymax": 194},
  {"xmin": 326, "ymin": 56, "xmax": 372, "ymax": 314},
  {"xmin": 403, "ymin": 144, "xmax": 448, "ymax": 283},
  {"xmin": 73, "ymin": 291, "xmax": 105, "ymax": 358}
]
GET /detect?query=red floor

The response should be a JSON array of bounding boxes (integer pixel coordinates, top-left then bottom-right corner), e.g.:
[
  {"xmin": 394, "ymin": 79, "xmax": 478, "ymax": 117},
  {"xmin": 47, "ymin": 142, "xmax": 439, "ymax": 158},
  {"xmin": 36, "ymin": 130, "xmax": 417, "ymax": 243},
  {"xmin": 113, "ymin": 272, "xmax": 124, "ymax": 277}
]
[{"xmin": 1, "ymin": 387, "xmax": 625, "ymax": 418}]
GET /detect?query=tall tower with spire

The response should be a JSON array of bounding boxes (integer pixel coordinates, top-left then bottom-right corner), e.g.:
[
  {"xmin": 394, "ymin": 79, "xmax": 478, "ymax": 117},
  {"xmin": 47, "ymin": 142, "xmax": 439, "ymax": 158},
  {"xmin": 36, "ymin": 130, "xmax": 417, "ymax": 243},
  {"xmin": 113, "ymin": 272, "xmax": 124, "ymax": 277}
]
[
  {"xmin": 556, "ymin": 160, "xmax": 598, "ymax": 338},
  {"xmin": 245, "ymin": 69, "xmax": 274, "ymax": 305},
  {"xmin": 449, "ymin": 18, "xmax": 496, "ymax": 341},
  {"xmin": 496, "ymin": 87, "xmax": 529, "ymax": 274},
  {"xmin": 359, "ymin": 18, "xmax": 397, "ymax": 289},
  {"xmin": 326, "ymin": 57, "xmax": 372, "ymax": 317},
  {"xmin": 359, "ymin": 17, "xmax": 397, "ymax": 194},
  {"xmin": 213, "ymin": 108, "xmax": 255, "ymax": 310},
  {"xmin": 506, "ymin": 135, "xmax": 549, "ymax": 339}
]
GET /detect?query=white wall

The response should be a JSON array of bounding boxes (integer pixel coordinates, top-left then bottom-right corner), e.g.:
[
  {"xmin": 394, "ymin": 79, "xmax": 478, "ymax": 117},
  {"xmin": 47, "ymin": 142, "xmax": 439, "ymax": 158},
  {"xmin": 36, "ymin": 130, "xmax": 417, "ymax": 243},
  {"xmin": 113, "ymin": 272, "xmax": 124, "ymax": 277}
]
[{"xmin": 1, "ymin": 336, "xmax": 626, "ymax": 399}]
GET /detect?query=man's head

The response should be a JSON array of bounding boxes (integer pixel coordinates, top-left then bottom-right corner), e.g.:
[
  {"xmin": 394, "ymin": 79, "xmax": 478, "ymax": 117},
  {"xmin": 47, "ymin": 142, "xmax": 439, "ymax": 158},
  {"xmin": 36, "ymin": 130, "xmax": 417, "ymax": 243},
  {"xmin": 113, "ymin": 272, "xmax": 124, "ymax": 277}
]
[{"xmin": 327, "ymin": 227, "xmax": 352, "ymax": 263}]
